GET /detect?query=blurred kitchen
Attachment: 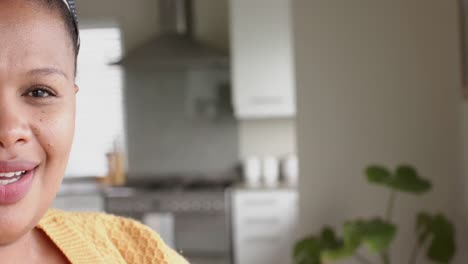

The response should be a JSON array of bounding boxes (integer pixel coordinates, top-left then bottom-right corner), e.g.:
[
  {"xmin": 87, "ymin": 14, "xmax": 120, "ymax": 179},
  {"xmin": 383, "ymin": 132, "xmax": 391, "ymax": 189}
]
[
  {"xmin": 56, "ymin": 0, "xmax": 297, "ymax": 264},
  {"xmin": 54, "ymin": 0, "xmax": 468, "ymax": 264}
]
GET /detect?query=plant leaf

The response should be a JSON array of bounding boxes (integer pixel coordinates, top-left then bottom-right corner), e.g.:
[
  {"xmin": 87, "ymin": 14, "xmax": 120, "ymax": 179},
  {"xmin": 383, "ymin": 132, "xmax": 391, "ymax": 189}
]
[
  {"xmin": 348, "ymin": 219, "xmax": 397, "ymax": 253},
  {"xmin": 416, "ymin": 212, "xmax": 456, "ymax": 263},
  {"xmin": 320, "ymin": 228, "xmax": 343, "ymax": 249},
  {"xmin": 392, "ymin": 166, "xmax": 431, "ymax": 194},
  {"xmin": 321, "ymin": 245, "xmax": 356, "ymax": 261},
  {"xmin": 294, "ymin": 236, "xmax": 322, "ymax": 264},
  {"xmin": 322, "ymin": 219, "xmax": 397, "ymax": 261},
  {"xmin": 365, "ymin": 165, "xmax": 431, "ymax": 194},
  {"xmin": 294, "ymin": 227, "xmax": 342, "ymax": 264},
  {"xmin": 366, "ymin": 165, "xmax": 391, "ymax": 185}
]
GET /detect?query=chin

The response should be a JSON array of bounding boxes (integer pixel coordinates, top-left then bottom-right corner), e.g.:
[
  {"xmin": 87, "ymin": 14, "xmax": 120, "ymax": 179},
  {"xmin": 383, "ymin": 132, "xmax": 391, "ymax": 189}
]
[{"xmin": 0, "ymin": 205, "xmax": 38, "ymax": 246}]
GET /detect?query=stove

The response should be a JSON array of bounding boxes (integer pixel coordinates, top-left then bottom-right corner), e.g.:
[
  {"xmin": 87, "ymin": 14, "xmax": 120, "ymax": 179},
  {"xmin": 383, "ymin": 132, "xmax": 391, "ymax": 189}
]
[{"xmin": 104, "ymin": 179, "xmax": 235, "ymax": 264}]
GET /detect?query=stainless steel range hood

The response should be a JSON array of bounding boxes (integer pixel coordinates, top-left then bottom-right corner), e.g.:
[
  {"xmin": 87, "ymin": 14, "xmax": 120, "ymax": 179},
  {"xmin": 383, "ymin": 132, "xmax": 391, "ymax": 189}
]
[{"xmin": 116, "ymin": 0, "xmax": 229, "ymax": 69}]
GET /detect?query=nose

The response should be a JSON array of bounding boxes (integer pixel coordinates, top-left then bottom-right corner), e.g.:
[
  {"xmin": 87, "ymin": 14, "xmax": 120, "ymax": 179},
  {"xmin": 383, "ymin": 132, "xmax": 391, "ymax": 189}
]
[{"xmin": 0, "ymin": 103, "xmax": 31, "ymax": 149}]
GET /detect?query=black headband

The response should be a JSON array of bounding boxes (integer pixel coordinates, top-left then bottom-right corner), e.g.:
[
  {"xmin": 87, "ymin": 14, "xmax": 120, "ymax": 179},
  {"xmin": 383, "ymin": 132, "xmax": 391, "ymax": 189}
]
[{"xmin": 63, "ymin": 0, "xmax": 80, "ymax": 48}]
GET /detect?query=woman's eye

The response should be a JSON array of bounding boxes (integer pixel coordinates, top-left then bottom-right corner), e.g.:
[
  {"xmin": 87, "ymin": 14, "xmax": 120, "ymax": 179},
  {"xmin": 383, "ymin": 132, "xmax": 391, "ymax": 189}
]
[{"xmin": 27, "ymin": 88, "xmax": 54, "ymax": 98}]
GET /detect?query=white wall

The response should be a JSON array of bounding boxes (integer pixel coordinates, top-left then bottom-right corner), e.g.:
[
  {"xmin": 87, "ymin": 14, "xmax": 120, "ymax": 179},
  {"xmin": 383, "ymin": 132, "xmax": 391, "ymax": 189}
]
[
  {"xmin": 238, "ymin": 119, "xmax": 296, "ymax": 158},
  {"xmin": 293, "ymin": 0, "xmax": 468, "ymax": 263}
]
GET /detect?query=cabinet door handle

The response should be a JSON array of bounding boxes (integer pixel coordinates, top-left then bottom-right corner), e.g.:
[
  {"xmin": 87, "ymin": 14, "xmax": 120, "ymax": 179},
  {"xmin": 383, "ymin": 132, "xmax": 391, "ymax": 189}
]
[
  {"xmin": 249, "ymin": 96, "xmax": 284, "ymax": 105},
  {"xmin": 243, "ymin": 199, "xmax": 277, "ymax": 206},
  {"xmin": 244, "ymin": 217, "xmax": 280, "ymax": 225}
]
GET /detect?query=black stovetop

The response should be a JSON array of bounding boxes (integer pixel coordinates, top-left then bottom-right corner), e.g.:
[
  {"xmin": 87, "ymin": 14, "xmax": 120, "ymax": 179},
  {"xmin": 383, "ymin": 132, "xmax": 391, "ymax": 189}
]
[{"xmin": 125, "ymin": 175, "xmax": 239, "ymax": 191}]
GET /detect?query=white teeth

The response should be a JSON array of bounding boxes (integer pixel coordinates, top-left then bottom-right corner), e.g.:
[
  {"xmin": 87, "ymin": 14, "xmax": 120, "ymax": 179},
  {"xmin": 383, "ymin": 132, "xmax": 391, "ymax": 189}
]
[
  {"xmin": 0, "ymin": 177, "xmax": 20, "ymax": 185},
  {"xmin": 0, "ymin": 171, "xmax": 26, "ymax": 178},
  {"xmin": 14, "ymin": 171, "xmax": 25, "ymax": 176}
]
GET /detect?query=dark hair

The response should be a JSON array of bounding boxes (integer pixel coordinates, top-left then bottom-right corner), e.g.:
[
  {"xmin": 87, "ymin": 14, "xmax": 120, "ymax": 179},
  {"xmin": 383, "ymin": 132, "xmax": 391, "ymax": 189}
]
[{"xmin": 34, "ymin": 0, "xmax": 80, "ymax": 73}]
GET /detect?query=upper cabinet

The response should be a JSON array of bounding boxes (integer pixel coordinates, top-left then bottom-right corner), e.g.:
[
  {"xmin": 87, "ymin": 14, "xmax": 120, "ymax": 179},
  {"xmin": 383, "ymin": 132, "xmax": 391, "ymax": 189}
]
[{"xmin": 230, "ymin": 0, "xmax": 296, "ymax": 119}]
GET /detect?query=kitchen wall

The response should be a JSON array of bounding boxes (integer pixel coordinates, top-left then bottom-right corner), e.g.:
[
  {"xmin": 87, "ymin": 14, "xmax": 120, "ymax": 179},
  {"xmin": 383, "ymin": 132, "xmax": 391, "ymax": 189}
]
[
  {"xmin": 77, "ymin": 0, "xmax": 230, "ymax": 53},
  {"xmin": 293, "ymin": 0, "xmax": 468, "ymax": 263},
  {"xmin": 77, "ymin": 0, "xmax": 229, "ymax": 50},
  {"xmin": 460, "ymin": 0, "xmax": 468, "ymax": 213},
  {"xmin": 76, "ymin": 0, "xmax": 159, "ymax": 52},
  {"xmin": 124, "ymin": 67, "xmax": 239, "ymax": 176},
  {"xmin": 76, "ymin": 0, "xmax": 297, "ymax": 162},
  {"xmin": 238, "ymin": 119, "xmax": 296, "ymax": 158},
  {"xmin": 193, "ymin": 0, "xmax": 230, "ymax": 52}
]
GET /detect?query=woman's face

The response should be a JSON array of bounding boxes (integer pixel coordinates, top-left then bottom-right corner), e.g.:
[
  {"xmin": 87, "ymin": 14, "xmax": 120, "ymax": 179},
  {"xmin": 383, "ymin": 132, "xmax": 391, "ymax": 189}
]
[{"xmin": 0, "ymin": 1, "xmax": 77, "ymax": 244}]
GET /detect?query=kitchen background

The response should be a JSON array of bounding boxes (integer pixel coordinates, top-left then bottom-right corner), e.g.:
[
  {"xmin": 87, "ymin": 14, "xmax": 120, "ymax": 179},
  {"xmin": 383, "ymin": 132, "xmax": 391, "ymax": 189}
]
[{"xmin": 53, "ymin": 0, "xmax": 468, "ymax": 264}]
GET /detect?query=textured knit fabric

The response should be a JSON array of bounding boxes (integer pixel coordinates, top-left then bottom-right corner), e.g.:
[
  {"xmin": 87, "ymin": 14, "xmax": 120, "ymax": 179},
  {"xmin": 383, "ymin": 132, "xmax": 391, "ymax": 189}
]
[{"xmin": 37, "ymin": 209, "xmax": 189, "ymax": 264}]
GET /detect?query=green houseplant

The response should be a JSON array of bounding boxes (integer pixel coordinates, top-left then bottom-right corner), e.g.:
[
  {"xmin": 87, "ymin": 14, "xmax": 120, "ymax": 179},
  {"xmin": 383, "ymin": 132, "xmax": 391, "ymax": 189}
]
[{"xmin": 294, "ymin": 165, "xmax": 456, "ymax": 264}]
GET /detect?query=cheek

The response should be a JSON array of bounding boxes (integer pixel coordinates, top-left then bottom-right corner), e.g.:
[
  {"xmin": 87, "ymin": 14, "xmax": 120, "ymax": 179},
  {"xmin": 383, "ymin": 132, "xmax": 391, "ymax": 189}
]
[{"xmin": 32, "ymin": 103, "xmax": 76, "ymax": 166}]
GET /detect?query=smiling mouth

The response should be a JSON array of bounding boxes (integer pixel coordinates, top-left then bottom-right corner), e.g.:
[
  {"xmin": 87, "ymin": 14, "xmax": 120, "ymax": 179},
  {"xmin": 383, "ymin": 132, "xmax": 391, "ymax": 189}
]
[{"xmin": 0, "ymin": 170, "xmax": 29, "ymax": 185}]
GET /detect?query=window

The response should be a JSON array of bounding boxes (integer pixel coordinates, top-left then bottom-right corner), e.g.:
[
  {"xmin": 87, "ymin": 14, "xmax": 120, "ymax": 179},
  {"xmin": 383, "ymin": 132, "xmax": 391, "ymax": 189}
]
[{"xmin": 65, "ymin": 24, "xmax": 125, "ymax": 177}]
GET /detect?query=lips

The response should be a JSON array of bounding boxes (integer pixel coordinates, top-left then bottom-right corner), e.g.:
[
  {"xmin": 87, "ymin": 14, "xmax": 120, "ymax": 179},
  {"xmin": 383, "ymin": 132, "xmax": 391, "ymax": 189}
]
[
  {"xmin": 0, "ymin": 160, "xmax": 38, "ymax": 173},
  {"xmin": 0, "ymin": 160, "xmax": 39, "ymax": 205}
]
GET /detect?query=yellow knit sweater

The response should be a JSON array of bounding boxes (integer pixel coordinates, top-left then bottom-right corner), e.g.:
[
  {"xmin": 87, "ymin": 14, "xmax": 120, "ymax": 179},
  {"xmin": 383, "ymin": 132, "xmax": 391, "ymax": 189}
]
[{"xmin": 37, "ymin": 209, "xmax": 188, "ymax": 264}]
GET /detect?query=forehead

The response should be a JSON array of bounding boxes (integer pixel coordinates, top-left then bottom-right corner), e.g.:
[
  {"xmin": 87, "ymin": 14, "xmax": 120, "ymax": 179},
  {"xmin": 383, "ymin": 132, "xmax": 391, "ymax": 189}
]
[{"xmin": 0, "ymin": 0, "xmax": 74, "ymax": 78}]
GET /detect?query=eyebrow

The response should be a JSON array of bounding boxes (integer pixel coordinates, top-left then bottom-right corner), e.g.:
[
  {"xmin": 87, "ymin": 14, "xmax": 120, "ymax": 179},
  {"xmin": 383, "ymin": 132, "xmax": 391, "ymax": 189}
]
[{"xmin": 27, "ymin": 67, "xmax": 69, "ymax": 80}]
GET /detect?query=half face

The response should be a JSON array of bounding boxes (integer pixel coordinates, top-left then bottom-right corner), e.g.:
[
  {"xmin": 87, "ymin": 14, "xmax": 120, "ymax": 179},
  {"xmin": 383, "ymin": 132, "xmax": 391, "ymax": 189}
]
[{"xmin": 0, "ymin": 0, "xmax": 77, "ymax": 244}]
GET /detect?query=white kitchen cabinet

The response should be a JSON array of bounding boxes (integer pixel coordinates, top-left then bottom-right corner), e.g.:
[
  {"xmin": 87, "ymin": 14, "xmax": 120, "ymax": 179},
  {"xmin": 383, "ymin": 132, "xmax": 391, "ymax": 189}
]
[
  {"xmin": 229, "ymin": 0, "xmax": 296, "ymax": 119},
  {"xmin": 231, "ymin": 188, "xmax": 298, "ymax": 264}
]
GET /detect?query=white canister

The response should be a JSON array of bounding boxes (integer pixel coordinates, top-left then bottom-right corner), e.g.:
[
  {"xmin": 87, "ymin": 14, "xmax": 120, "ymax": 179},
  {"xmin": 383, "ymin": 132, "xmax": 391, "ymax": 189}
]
[
  {"xmin": 282, "ymin": 155, "xmax": 299, "ymax": 187},
  {"xmin": 243, "ymin": 156, "xmax": 262, "ymax": 187},
  {"xmin": 262, "ymin": 156, "xmax": 280, "ymax": 188}
]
